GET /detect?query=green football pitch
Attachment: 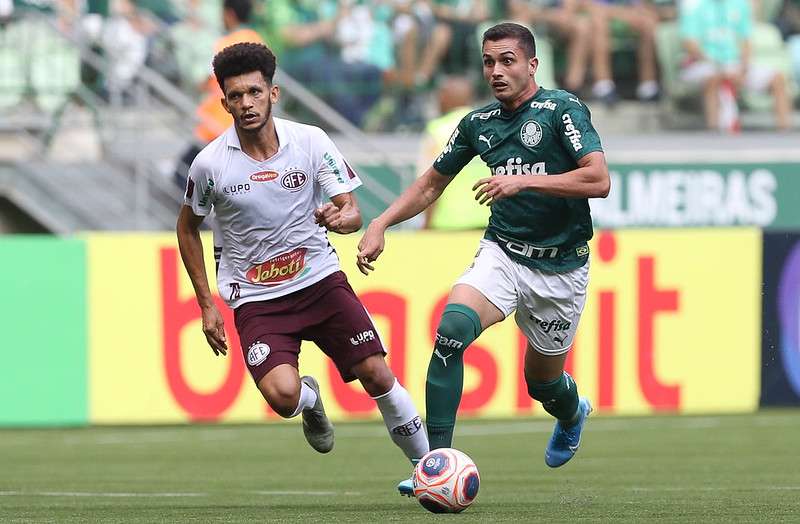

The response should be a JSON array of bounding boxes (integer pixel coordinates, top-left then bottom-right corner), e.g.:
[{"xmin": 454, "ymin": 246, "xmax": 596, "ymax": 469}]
[{"xmin": 1, "ymin": 411, "xmax": 798, "ymax": 522}]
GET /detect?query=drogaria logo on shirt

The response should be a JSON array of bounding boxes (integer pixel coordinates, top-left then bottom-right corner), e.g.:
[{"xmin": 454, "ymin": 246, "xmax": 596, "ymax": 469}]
[
  {"xmin": 281, "ymin": 170, "xmax": 308, "ymax": 191},
  {"xmin": 247, "ymin": 342, "xmax": 270, "ymax": 366},
  {"xmin": 249, "ymin": 171, "xmax": 279, "ymax": 182},
  {"xmin": 246, "ymin": 248, "xmax": 309, "ymax": 286},
  {"xmin": 562, "ymin": 113, "xmax": 583, "ymax": 151}
]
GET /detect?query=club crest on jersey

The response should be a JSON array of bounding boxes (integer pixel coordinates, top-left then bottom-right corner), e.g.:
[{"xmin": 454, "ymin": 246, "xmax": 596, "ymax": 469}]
[
  {"xmin": 520, "ymin": 120, "xmax": 542, "ymax": 148},
  {"xmin": 281, "ymin": 170, "xmax": 308, "ymax": 192}
]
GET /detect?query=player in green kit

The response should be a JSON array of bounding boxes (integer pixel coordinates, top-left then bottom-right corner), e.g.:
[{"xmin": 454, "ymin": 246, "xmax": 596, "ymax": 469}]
[{"xmin": 357, "ymin": 22, "xmax": 610, "ymax": 495}]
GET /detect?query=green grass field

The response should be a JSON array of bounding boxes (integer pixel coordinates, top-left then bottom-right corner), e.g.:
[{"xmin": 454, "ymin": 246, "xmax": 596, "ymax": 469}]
[{"xmin": 2, "ymin": 411, "xmax": 799, "ymax": 522}]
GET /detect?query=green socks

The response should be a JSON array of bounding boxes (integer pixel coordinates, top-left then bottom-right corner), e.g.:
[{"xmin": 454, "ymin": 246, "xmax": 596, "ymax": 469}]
[
  {"xmin": 528, "ymin": 372, "xmax": 580, "ymax": 425},
  {"xmin": 425, "ymin": 304, "xmax": 482, "ymax": 449}
]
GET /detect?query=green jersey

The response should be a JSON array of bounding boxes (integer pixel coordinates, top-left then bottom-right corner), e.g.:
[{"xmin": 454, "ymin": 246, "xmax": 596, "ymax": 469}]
[{"xmin": 433, "ymin": 87, "xmax": 603, "ymax": 272}]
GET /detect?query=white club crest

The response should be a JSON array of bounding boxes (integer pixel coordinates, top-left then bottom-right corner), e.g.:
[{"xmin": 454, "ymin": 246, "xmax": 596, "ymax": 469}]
[{"xmin": 520, "ymin": 120, "xmax": 542, "ymax": 148}]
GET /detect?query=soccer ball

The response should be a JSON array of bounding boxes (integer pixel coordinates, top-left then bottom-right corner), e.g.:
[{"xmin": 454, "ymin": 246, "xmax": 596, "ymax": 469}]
[{"xmin": 413, "ymin": 448, "xmax": 480, "ymax": 513}]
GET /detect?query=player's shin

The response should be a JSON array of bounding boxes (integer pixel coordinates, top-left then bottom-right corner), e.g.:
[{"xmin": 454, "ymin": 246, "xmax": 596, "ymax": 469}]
[
  {"xmin": 373, "ymin": 379, "xmax": 429, "ymax": 462},
  {"xmin": 425, "ymin": 304, "xmax": 482, "ymax": 449},
  {"xmin": 528, "ymin": 372, "xmax": 580, "ymax": 426},
  {"xmin": 289, "ymin": 380, "xmax": 318, "ymax": 418}
]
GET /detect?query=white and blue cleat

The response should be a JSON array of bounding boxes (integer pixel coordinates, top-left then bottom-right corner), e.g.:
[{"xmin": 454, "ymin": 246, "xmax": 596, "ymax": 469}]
[
  {"xmin": 545, "ymin": 397, "xmax": 593, "ymax": 468},
  {"xmin": 397, "ymin": 476, "xmax": 414, "ymax": 497}
]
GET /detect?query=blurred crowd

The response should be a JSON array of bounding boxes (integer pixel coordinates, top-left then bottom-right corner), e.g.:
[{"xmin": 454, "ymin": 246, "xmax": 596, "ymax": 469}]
[{"xmin": 0, "ymin": 0, "xmax": 799, "ymax": 132}]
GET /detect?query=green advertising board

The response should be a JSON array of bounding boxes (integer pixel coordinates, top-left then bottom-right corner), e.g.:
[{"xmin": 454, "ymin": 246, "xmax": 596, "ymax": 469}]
[
  {"xmin": 0, "ymin": 237, "xmax": 87, "ymax": 426},
  {"xmin": 591, "ymin": 163, "xmax": 800, "ymax": 229}
]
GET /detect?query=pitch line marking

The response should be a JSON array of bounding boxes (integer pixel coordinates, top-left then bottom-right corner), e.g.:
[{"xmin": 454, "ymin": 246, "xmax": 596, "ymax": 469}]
[{"xmin": 0, "ymin": 491, "xmax": 206, "ymax": 497}]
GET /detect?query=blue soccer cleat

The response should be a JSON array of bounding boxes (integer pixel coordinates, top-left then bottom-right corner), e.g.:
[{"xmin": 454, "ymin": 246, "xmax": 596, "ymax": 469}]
[
  {"xmin": 545, "ymin": 397, "xmax": 593, "ymax": 468},
  {"xmin": 397, "ymin": 476, "xmax": 414, "ymax": 497}
]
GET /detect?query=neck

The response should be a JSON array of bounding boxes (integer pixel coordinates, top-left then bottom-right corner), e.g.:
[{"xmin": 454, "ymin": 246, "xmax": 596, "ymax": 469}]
[
  {"xmin": 236, "ymin": 117, "xmax": 279, "ymax": 161},
  {"xmin": 500, "ymin": 82, "xmax": 539, "ymax": 112}
]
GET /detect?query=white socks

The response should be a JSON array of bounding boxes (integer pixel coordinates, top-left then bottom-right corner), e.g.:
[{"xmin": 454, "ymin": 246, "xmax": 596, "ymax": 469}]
[
  {"xmin": 289, "ymin": 381, "xmax": 318, "ymax": 418},
  {"xmin": 372, "ymin": 379, "xmax": 430, "ymax": 462}
]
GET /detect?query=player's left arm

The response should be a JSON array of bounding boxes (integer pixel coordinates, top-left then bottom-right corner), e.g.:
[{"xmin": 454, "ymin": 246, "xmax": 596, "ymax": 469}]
[
  {"xmin": 474, "ymin": 151, "xmax": 609, "ymax": 204},
  {"xmin": 314, "ymin": 192, "xmax": 362, "ymax": 234}
]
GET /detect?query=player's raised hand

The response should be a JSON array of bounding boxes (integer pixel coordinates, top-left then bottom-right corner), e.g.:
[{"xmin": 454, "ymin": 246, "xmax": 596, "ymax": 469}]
[
  {"xmin": 473, "ymin": 176, "xmax": 527, "ymax": 206},
  {"xmin": 356, "ymin": 222, "xmax": 386, "ymax": 275},
  {"xmin": 314, "ymin": 202, "xmax": 343, "ymax": 233},
  {"xmin": 201, "ymin": 304, "xmax": 228, "ymax": 356}
]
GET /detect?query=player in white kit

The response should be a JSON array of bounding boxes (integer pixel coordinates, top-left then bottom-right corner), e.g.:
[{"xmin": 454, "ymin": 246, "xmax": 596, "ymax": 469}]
[{"xmin": 176, "ymin": 43, "xmax": 429, "ymax": 468}]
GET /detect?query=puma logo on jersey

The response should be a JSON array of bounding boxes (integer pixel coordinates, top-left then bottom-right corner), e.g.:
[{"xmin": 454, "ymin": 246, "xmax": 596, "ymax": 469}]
[
  {"xmin": 569, "ymin": 97, "xmax": 582, "ymax": 106},
  {"xmin": 478, "ymin": 134, "xmax": 494, "ymax": 150}
]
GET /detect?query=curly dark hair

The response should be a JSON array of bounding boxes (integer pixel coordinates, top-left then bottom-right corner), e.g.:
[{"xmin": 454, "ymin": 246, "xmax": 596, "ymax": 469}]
[
  {"xmin": 482, "ymin": 22, "xmax": 536, "ymax": 58},
  {"xmin": 212, "ymin": 42, "xmax": 277, "ymax": 92}
]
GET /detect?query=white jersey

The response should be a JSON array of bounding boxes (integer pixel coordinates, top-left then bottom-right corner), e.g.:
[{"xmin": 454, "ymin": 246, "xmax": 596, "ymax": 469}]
[{"xmin": 183, "ymin": 118, "xmax": 362, "ymax": 308}]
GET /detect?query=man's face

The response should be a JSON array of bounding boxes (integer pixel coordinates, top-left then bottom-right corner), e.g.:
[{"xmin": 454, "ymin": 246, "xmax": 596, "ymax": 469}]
[
  {"xmin": 221, "ymin": 71, "xmax": 279, "ymax": 133},
  {"xmin": 482, "ymin": 38, "xmax": 537, "ymax": 104}
]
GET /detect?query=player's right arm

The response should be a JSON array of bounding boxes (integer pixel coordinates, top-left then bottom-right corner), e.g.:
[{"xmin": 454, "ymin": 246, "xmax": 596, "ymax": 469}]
[
  {"xmin": 176, "ymin": 206, "xmax": 227, "ymax": 356},
  {"xmin": 357, "ymin": 166, "xmax": 453, "ymax": 274},
  {"xmin": 357, "ymin": 119, "xmax": 478, "ymax": 274},
  {"xmin": 175, "ymin": 160, "xmax": 228, "ymax": 356}
]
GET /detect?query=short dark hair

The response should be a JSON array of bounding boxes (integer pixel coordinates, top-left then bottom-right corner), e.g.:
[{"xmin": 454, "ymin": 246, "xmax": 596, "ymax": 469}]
[
  {"xmin": 482, "ymin": 22, "xmax": 536, "ymax": 58},
  {"xmin": 213, "ymin": 42, "xmax": 277, "ymax": 92},
  {"xmin": 223, "ymin": 0, "xmax": 252, "ymax": 23}
]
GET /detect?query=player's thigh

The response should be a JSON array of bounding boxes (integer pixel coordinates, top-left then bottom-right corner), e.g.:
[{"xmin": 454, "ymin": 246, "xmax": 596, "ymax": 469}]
[
  {"xmin": 234, "ymin": 301, "xmax": 303, "ymax": 386},
  {"xmin": 524, "ymin": 342, "xmax": 569, "ymax": 383},
  {"xmin": 307, "ymin": 275, "xmax": 387, "ymax": 384},
  {"xmin": 514, "ymin": 260, "xmax": 589, "ymax": 357},
  {"xmin": 452, "ymin": 239, "xmax": 517, "ymax": 329}
]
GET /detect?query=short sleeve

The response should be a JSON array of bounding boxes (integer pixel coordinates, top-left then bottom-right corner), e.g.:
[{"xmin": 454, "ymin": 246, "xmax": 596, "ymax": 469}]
[
  {"xmin": 432, "ymin": 118, "xmax": 478, "ymax": 176},
  {"xmin": 312, "ymin": 127, "xmax": 362, "ymax": 198},
  {"xmin": 183, "ymin": 156, "xmax": 215, "ymax": 216},
  {"xmin": 556, "ymin": 98, "xmax": 603, "ymax": 162}
]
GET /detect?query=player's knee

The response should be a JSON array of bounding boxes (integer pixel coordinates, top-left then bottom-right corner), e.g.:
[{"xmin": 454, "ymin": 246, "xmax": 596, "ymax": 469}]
[
  {"xmin": 353, "ymin": 355, "xmax": 395, "ymax": 396},
  {"xmin": 434, "ymin": 304, "xmax": 482, "ymax": 357},
  {"xmin": 262, "ymin": 382, "xmax": 300, "ymax": 418},
  {"xmin": 527, "ymin": 373, "xmax": 566, "ymax": 402}
]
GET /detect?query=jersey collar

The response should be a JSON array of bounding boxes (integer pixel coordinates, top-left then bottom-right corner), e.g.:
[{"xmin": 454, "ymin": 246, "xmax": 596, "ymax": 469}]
[
  {"xmin": 224, "ymin": 118, "xmax": 287, "ymax": 154},
  {"xmin": 500, "ymin": 87, "xmax": 543, "ymax": 117}
]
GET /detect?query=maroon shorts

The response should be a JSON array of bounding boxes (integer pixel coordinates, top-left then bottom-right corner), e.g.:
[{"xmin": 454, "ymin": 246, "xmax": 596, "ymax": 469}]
[{"xmin": 233, "ymin": 271, "xmax": 385, "ymax": 384}]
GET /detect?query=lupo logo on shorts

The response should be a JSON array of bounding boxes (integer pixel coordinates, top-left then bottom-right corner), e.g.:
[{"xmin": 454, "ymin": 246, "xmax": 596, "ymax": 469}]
[
  {"xmin": 247, "ymin": 342, "xmax": 270, "ymax": 366},
  {"xmin": 246, "ymin": 248, "xmax": 308, "ymax": 286}
]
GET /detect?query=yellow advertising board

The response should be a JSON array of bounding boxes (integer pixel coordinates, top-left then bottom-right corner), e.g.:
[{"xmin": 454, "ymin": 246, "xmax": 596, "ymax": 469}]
[{"xmin": 87, "ymin": 229, "xmax": 760, "ymax": 424}]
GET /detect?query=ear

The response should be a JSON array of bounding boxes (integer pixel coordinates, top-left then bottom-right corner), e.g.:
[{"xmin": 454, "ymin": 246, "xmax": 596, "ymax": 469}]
[
  {"xmin": 529, "ymin": 56, "xmax": 539, "ymax": 77},
  {"xmin": 270, "ymin": 84, "xmax": 280, "ymax": 104},
  {"xmin": 221, "ymin": 96, "xmax": 231, "ymax": 115}
]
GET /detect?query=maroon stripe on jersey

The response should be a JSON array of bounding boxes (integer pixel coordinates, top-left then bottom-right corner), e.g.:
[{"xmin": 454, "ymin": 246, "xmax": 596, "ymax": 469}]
[
  {"xmin": 185, "ymin": 178, "xmax": 195, "ymax": 198},
  {"xmin": 344, "ymin": 160, "xmax": 357, "ymax": 180}
]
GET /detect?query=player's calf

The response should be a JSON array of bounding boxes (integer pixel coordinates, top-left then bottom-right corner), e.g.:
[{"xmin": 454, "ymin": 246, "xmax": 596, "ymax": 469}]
[{"xmin": 354, "ymin": 356, "xmax": 429, "ymax": 464}]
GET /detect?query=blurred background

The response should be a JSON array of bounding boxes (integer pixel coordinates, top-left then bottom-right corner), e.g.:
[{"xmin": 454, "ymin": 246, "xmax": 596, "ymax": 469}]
[{"xmin": 1, "ymin": 0, "xmax": 799, "ymax": 427}]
